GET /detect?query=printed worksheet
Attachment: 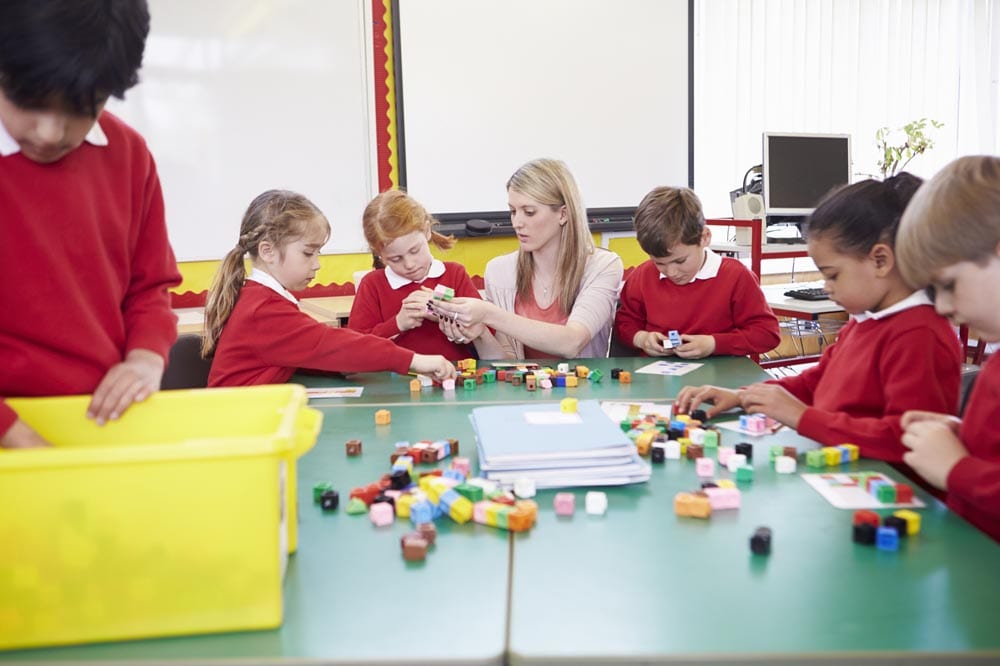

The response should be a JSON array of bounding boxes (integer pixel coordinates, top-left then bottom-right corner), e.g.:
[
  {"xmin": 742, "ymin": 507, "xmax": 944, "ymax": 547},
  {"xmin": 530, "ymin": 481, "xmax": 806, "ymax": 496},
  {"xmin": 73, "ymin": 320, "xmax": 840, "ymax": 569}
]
[
  {"xmin": 802, "ymin": 472, "xmax": 925, "ymax": 509},
  {"xmin": 634, "ymin": 360, "xmax": 703, "ymax": 376}
]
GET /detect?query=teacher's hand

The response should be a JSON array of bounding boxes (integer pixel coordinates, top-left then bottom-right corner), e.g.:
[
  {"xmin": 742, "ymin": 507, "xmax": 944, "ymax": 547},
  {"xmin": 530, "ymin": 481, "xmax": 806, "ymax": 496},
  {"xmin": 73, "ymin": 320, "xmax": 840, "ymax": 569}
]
[{"xmin": 428, "ymin": 296, "xmax": 492, "ymax": 328}]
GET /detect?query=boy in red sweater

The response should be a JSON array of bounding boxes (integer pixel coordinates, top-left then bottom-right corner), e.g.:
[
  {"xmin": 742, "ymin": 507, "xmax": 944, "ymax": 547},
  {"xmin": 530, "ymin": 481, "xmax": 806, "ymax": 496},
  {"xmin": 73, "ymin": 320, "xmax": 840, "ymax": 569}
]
[
  {"xmin": 675, "ymin": 174, "xmax": 962, "ymax": 463},
  {"xmin": 0, "ymin": 0, "xmax": 181, "ymax": 449},
  {"xmin": 896, "ymin": 155, "xmax": 1000, "ymax": 543},
  {"xmin": 615, "ymin": 186, "xmax": 780, "ymax": 358}
]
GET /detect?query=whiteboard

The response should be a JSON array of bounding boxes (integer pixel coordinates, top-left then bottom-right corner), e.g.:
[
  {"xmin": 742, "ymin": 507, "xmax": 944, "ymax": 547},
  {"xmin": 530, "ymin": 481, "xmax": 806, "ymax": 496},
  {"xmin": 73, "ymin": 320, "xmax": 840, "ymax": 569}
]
[
  {"xmin": 107, "ymin": 0, "xmax": 376, "ymax": 261},
  {"xmin": 397, "ymin": 0, "xmax": 690, "ymax": 215}
]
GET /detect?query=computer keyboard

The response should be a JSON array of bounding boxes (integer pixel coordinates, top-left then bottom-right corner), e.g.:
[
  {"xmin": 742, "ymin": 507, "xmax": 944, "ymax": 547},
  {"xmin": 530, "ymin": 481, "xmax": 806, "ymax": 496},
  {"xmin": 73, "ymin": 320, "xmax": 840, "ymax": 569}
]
[{"xmin": 783, "ymin": 287, "xmax": 829, "ymax": 301}]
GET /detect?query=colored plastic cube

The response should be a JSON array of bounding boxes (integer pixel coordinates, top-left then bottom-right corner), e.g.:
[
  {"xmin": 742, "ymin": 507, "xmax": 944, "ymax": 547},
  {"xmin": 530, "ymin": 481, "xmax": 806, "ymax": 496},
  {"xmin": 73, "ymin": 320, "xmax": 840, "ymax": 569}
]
[
  {"xmin": 806, "ymin": 449, "xmax": 826, "ymax": 468},
  {"xmin": 319, "ymin": 490, "xmax": 339, "ymax": 511},
  {"xmin": 588, "ymin": 368, "xmax": 603, "ymax": 382},
  {"xmin": 345, "ymin": 439, "xmax": 362, "ymax": 456},
  {"xmin": 561, "ymin": 397, "xmax": 579, "ymax": 413},
  {"xmin": 585, "ymin": 491, "xmax": 608, "ymax": 515},
  {"xmin": 893, "ymin": 509, "xmax": 921, "ymax": 536},
  {"xmin": 735, "ymin": 465, "xmax": 754, "ymax": 483},
  {"xmin": 554, "ymin": 492, "xmax": 575, "ymax": 516},
  {"xmin": 665, "ymin": 440, "xmax": 681, "ymax": 459},
  {"xmin": 313, "ymin": 482, "xmax": 334, "ymax": 503},
  {"xmin": 853, "ymin": 523, "xmax": 877, "ymax": 545},
  {"xmin": 695, "ymin": 457, "xmax": 715, "ymax": 477},
  {"xmin": 750, "ymin": 526, "xmax": 772, "ymax": 555},
  {"xmin": 442, "ymin": 378, "xmax": 456, "ymax": 391},
  {"xmin": 514, "ymin": 477, "xmax": 537, "ymax": 499},
  {"xmin": 374, "ymin": 409, "xmax": 391, "ymax": 425},
  {"xmin": 735, "ymin": 442, "xmax": 753, "ymax": 460},
  {"xmin": 876, "ymin": 526, "xmax": 900, "ymax": 551},
  {"xmin": 370, "ymin": 502, "xmax": 394, "ymax": 527},
  {"xmin": 618, "ymin": 371, "xmax": 631, "ymax": 384},
  {"xmin": 775, "ymin": 455, "xmax": 797, "ymax": 474},
  {"xmin": 894, "ymin": 483, "xmax": 914, "ymax": 503},
  {"xmin": 876, "ymin": 483, "xmax": 897, "ymax": 503},
  {"xmin": 674, "ymin": 492, "xmax": 711, "ymax": 519},
  {"xmin": 704, "ymin": 486, "xmax": 741, "ymax": 510},
  {"xmin": 726, "ymin": 453, "xmax": 747, "ymax": 473}
]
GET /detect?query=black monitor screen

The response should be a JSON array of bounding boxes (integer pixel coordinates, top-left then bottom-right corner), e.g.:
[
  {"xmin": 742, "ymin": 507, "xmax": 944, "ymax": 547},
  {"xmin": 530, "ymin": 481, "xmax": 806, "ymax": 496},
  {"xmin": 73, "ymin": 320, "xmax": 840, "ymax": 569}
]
[{"xmin": 763, "ymin": 133, "xmax": 851, "ymax": 216}]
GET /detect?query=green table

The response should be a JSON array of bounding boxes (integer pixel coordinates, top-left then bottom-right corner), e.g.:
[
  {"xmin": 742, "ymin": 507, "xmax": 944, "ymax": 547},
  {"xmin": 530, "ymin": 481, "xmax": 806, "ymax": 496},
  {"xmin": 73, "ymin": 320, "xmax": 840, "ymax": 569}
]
[{"xmin": 5, "ymin": 356, "xmax": 998, "ymax": 664}]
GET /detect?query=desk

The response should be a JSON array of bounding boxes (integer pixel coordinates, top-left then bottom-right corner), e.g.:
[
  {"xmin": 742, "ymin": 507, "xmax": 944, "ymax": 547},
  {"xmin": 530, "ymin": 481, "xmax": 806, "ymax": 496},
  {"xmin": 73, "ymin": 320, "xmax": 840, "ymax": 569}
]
[
  {"xmin": 8, "ymin": 358, "xmax": 1000, "ymax": 664},
  {"xmin": 762, "ymin": 281, "xmax": 843, "ymax": 320},
  {"xmin": 175, "ymin": 296, "xmax": 355, "ymax": 335}
]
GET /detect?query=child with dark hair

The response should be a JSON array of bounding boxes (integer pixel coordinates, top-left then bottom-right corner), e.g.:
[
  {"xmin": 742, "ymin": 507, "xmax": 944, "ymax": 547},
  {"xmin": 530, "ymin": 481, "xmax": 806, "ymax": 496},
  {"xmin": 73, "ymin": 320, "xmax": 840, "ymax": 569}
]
[
  {"xmin": 0, "ymin": 0, "xmax": 181, "ymax": 448},
  {"xmin": 676, "ymin": 174, "xmax": 962, "ymax": 462}
]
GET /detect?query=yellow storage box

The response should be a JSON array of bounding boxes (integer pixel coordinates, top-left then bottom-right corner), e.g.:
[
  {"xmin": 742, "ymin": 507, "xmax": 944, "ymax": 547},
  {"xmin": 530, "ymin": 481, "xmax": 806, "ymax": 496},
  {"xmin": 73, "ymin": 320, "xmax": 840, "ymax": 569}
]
[{"xmin": 0, "ymin": 384, "xmax": 321, "ymax": 651}]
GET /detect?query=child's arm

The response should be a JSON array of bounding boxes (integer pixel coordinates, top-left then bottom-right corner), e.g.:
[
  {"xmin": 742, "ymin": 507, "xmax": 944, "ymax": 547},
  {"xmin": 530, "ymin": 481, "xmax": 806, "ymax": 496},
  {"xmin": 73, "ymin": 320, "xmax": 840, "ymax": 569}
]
[
  {"xmin": 0, "ymin": 416, "xmax": 51, "ymax": 449},
  {"xmin": 793, "ymin": 328, "xmax": 960, "ymax": 461},
  {"xmin": 674, "ymin": 385, "xmax": 742, "ymax": 418},
  {"xmin": 613, "ymin": 272, "xmax": 654, "ymax": 353},
  {"xmin": 710, "ymin": 269, "xmax": 781, "ymax": 355},
  {"xmin": 347, "ymin": 273, "xmax": 419, "ymax": 339}
]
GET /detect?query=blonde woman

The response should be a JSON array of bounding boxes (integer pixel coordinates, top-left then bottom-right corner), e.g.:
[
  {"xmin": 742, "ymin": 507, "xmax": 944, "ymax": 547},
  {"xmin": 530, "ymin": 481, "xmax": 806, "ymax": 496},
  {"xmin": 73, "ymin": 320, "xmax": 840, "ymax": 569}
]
[{"xmin": 433, "ymin": 159, "xmax": 623, "ymax": 359}]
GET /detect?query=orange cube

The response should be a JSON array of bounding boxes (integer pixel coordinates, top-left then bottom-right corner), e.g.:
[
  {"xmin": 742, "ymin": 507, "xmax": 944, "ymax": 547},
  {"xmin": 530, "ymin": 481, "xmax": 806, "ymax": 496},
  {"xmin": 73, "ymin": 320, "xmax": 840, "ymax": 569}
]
[
  {"xmin": 619, "ymin": 371, "xmax": 632, "ymax": 384},
  {"xmin": 674, "ymin": 491, "xmax": 711, "ymax": 519}
]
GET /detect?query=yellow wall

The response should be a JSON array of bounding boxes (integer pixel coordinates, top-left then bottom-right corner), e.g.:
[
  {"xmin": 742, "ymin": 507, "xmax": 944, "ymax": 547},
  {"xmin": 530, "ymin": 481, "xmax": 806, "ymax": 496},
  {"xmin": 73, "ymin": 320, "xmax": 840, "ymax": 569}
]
[{"xmin": 173, "ymin": 234, "xmax": 633, "ymax": 295}]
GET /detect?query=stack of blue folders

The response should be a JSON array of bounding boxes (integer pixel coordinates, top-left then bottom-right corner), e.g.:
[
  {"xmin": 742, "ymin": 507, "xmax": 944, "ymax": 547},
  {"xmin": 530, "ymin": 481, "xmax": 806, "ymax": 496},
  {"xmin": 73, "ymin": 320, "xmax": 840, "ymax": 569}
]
[{"xmin": 470, "ymin": 399, "xmax": 651, "ymax": 490}]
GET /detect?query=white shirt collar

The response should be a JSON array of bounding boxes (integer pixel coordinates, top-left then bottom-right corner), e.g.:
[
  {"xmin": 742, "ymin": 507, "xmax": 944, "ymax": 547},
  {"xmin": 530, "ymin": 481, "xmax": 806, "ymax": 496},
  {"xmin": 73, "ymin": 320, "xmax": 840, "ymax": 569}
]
[
  {"xmin": 247, "ymin": 267, "xmax": 298, "ymax": 305},
  {"xmin": 853, "ymin": 289, "xmax": 933, "ymax": 323},
  {"xmin": 385, "ymin": 259, "xmax": 446, "ymax": 290},
  {"xmin": 658, "ymin": 248, "xmax": 722, "ymax": 283},
  {"xmin": 0, "ymin": 115, "xmax": 108, "ymax": 157}
]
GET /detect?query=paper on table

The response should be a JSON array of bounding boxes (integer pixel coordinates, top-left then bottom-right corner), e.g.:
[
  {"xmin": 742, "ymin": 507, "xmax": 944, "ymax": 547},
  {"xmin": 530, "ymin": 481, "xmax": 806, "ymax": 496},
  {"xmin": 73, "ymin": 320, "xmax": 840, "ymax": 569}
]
[
  {"xmin": 634, "ymin": 360, "xmax": 703, "ymax": 376},
  {"xmin": 306, "ymin": 387, "xmax": 364, "ymax": 399},
  {"xmin": 801, "ymin": 473, "xmax": 925, "ymax": 509}
]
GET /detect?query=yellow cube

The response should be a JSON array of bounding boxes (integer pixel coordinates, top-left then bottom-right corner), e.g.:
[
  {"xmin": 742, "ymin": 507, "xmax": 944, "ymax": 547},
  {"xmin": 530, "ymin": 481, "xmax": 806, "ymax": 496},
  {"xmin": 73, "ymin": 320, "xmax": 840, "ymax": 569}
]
[
  {"xmin": 576, "ymin": 365, "xmax": 590, "ymax": 378},
  {"xmin": 448, "ymin": 496, "xmax": 474, "ymax": 524},
  {"xmin": 716, "ymin": 479, "xmax": 736, "ymax": 489},
  {"xmin": 396, "ymin": 493, "xmax": 415, "ymax": 519},
  {"xmin": 634, "ymin": 430, "xmax": 656, "ymax": 456},
  {"xmin": 627, "ymin": 403, "xmax": 641, "ymax": 418},
  {"xmin": 822, "ymin": 446, "xmax": 841, "ymax": 466},
  {"xmin": 893, "ymin": 509, "xmax": 922, "ymax": 536},
  {"xmin": 560, "ymin": 397, "xmax": 579, "ymax": 413},
  {"xmin": 565, "ymin": 375, "xmax": 579, "ymax": 388},
  {"xmin": 409, "ymin": 379, "xmax": 421, "ymax": 392},
  {"xmin": 676, "ymin": 414, "xmax": 691, "ymax": 423},
  {"xmin": 375, "ymin": 409, "xmax": 391, "ymax": 425}
]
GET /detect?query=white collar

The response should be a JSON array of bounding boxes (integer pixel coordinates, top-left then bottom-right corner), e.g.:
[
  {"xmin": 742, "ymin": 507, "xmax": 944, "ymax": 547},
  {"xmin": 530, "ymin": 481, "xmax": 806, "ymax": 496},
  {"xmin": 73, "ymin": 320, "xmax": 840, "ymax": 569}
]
[
  {"xmin": 853, "ymin": 289, "xmax": 933, "ymax": 323},
  {"xmin": 658, "ymin": 248, "xmax": 722, "ymax": 283},
  {"xmin": 385, "ymin": 259, "xmax": 446, "ymax": 289},
  {"xmin": 247, "ymin": 267, "xmax": 299, "ymax": 305},
  {"xmin": 0, "ymin": 114, "xmax": 108, "ymax": 157}
]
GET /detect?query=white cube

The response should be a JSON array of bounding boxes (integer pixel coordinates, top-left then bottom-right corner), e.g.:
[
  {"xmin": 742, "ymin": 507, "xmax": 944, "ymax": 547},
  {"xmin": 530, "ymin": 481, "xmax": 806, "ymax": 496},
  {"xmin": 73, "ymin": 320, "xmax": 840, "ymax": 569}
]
[
  {"xmin": 688, "ymin": 427, "xmax": 705, "ymax": 445},
  {"xmin": 557, "ymin": 362, "xmax": 570, "ymax": 374},
  {"xmin": 727, "ymin": 453, "xmax": 747, "ymax": 473},
  {"xmin": 442, "ymin": 378, "xmax": 456, "ymax": 391},
  {"xmin": 513, "ymin": 477, "xmax": 536, "ymax": 498},
  {"xmin": 665, "ymin": 440, "xmax": 682, "ymax": 459},
  {"xmin": 775, "ymin": 455, "xmax": 797, "ymax": 474},
  {"xmin": 585, "ymin": 491, "xmax": 608, "ymax": 515}
]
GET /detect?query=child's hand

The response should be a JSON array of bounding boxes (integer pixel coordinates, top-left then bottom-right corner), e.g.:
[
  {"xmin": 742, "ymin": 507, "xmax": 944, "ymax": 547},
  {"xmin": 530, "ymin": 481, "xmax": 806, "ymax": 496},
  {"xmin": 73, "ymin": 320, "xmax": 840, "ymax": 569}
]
[
  {"xmin": 397, "ymin": 291, "xmax": 432, "ymax": 332},
  {"xmin": 633, "ymin": 331, "xmax": 673, "ymax": 356},
  {"xmin": 0, "ymin": 419, "xmax": 51, "ymax": 449},
  {"xmin": 737, "ymin": 382, "xmax": 807, "ymax": 429},
  {"xmin": 410, "ymin": 354, "xmax": 457, "ymax": 381},
  {"xmin": 901, "ymin": 419, "xmax": 968, "ymax": 490},
  {"xmin": 674, "ymin": 385, "xmax": 741, "ymax": 418},
  {"xmin": 674, "ymin": 334, "xmax": 716, "ymax": 359},
  {"xmin": 901, "ymin": 409, "xmax": 961, "ymax": 432},
  {"xmin": 88, "ymin": 349, "xmax": 164, "ymax": 425}
]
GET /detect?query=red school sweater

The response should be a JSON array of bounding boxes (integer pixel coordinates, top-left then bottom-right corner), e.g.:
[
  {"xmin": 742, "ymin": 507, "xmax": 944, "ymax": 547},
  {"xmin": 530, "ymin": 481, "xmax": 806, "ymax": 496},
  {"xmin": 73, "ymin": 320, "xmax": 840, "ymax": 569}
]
[
  {"xmin": 348, "ymin": 262, "xmax": 481, "ymax": 362},
  {"xmin": 0, "ymin": 111, "xmax": 181, "ymax": 436},
  {"xmin": 775, "ymin": 305, "xmax": 962, "ymax": 461},
  {"xmin": 208, "ymin": 282, "xmax": 414, "ymax": 387},
  {"xmin": 948, "ymin": 352, "xmax": 1000, "ymax": 543},
  {"xmin": 614, "ymin": 258, "xmax": 780, "ymax": 356}
]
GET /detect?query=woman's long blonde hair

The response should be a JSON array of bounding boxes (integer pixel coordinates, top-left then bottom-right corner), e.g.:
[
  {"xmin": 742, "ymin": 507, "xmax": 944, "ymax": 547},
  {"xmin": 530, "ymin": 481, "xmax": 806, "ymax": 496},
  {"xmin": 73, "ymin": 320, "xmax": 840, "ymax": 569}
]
[
  {"xmin": 507, "ymin": 158, "xmax": 593, "ymax": 312},
  {"xmin": 201, "ymin": 190, "xmax": 330, "ymax": 357}
]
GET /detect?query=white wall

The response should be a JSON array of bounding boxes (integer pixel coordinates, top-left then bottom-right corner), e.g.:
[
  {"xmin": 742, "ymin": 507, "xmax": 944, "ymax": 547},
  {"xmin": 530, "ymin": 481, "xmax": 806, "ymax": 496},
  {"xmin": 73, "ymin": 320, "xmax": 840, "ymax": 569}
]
[
  {"xmin": 108, "ymin": 0, "xmax": 376, "ymax": 261},
  {"xmin": 397, "ymin": 0, "xmax": 690, "ymax": 214}
]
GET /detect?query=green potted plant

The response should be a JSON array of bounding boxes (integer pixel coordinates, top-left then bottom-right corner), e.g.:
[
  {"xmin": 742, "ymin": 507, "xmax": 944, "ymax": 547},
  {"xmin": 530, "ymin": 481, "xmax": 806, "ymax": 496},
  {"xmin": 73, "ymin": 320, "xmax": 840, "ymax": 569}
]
[{"xmin": 876, "ymin": 118, "xmax": 944, "ymax": 178}]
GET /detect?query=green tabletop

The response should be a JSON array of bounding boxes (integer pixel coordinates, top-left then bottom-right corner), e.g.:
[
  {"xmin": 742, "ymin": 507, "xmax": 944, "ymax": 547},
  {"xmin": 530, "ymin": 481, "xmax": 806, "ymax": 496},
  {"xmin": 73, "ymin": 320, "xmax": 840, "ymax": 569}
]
[
  {"xmin": 6, "ymin": 356, "xmax": 998, "ymax": 664},
  {"xmin": 507, "ymin": 430, "xmax": 1000, "ymax": 664}
]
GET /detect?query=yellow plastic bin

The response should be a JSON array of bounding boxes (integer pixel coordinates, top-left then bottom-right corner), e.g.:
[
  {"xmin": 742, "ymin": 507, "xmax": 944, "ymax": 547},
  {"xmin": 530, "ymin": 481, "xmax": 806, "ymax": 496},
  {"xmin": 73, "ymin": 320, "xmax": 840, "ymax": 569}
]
[{"xmin": 0, "ymin": 384, "xmax": 321, "ymax": 651}]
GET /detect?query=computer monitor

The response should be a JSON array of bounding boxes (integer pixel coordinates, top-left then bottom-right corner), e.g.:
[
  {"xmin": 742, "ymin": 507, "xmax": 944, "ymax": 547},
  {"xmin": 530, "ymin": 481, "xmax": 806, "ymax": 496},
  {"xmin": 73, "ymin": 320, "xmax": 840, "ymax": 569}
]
[{"xmin": 763, "ymin": 132, "xmax": 851, "ymax": 218}]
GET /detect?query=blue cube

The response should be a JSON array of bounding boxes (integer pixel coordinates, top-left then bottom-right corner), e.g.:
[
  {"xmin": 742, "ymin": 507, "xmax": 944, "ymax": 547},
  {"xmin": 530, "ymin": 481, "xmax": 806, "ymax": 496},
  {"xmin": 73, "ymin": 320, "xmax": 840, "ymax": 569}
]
[
  {"xmin": 876, "ymin": 526, "xmax": 900, "ymax": 551},
  {"xmin": 409, "ymin": 500, "xmax": 434, "ymax": 525}
]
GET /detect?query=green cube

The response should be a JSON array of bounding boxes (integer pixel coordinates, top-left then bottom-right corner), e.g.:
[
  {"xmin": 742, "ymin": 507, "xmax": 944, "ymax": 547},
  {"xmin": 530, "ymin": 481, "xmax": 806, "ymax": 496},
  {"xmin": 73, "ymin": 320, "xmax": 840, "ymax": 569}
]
[
  {"xmin": 702, "ymin": 430, "xmax": 719, "ymax": 448},
  {"xmin": 588, "ymin": 368, "xmax": 604, "ymax": 382},
  {"xmin": 806, "ymin": 450, "xmax": 826, "ymax": 468},
  {"xmin": 496, "ymin": 505, "xmax": 511, "ymax": 529},
  {"xmin": 736, "ymin": 465, "xmax": 754, "ymax": 483},
  {"xmin": 455, "ymin": 483, "xmax": 484, "ymax": 502},
  {"xmin": 877, "ymin": 484, "xmax": 897, "ymax": 503},
  {"xmin": 620, "ymin": 420, "xmax": 633, "ymax": 433},
  {"xmin": 463, "ymin": 378, "xmax": 476, "ymax": 390},
  {"xmin": 345, "ymin": 497, "xmax": 368, "ymax": 515},
  {"xmin": 483, "ymin": 370, "xmax": 497, "ymax": 383},
  {"xmin": 769, "ymin": 445, "xmax": 785, "ymax": 462},
  {"xmin": 313, "ymin": 482, "xmax": 334, "ymax": 503}
]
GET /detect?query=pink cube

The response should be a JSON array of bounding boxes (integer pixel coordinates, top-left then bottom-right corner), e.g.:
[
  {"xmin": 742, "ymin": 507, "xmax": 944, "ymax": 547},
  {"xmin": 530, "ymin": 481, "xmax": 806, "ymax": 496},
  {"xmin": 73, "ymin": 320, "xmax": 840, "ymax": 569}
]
[
  {"xmin": 442, "ymin": 378, "xmax": 456, "ymax": 391},
  {"xmin": 473, "ymin": 500, "xmax": 490, "ymax": 524},
  {"xmin": 554, "ymin": 492, "xmax": 575, "ymax": 516},
  {"xmin": 369, "ymin": 502, "xmax": 394, "ymax": 527},
  {"xmin": 718, "ymin": 446, "xmax": 735, "ymax": 465},
  {"xmin": 703, "ymin": 487, "xmax": 741, "ymax": 510},
  {"xmin": 452, "ymin": 457, "xmax": 472, "ymax": 476},
  {"xmin": 695, "ymin": 457, "xmax": 715, "ymax": 477}
]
